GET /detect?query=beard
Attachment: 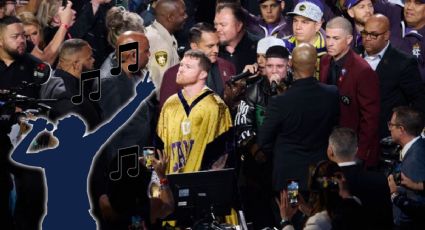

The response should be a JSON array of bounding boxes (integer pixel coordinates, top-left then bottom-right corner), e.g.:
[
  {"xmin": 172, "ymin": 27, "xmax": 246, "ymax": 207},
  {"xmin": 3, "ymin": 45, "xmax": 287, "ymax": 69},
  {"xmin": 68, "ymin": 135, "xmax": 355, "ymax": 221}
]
[{"xmin": 4, "ymin": 44, "xmax": 26, "ymax": 60}]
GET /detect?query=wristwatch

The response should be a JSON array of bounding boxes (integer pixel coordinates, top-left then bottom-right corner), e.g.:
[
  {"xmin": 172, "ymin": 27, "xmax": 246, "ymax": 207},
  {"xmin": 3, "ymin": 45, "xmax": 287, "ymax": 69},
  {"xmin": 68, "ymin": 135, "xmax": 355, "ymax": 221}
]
[
  {"xmin": 391, "ymin": 192, "xmax": 399, "ymax": 202},
  {"xmin": 280, "ymin": 218, "xmax": 292, "ymax": 228}
]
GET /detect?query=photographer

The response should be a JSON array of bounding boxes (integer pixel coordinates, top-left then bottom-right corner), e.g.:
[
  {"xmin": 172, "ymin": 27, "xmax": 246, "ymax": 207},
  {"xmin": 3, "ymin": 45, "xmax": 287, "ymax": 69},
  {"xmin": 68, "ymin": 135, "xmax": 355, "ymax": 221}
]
[
  {"xmin": 0, "ymin": 15, "xmax": 51, "ymax": 151},
  {"xmin": 387, "ymin": 106, "xmax": 425, "ymax": 229}
]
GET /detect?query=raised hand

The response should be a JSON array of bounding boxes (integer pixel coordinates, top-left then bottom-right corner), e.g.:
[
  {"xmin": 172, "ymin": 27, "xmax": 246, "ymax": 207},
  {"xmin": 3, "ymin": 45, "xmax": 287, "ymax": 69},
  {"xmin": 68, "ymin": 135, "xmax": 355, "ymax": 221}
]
[
  {"xmin": 152, "ymin": 149, "xmax": 168, "ymax": 180},
  {"xmin": 275, "ymin": 190, "xmax": 298, "ymax": 221},
  {"xmin": 58, "ymin": 1, "xmax": 76, "ymax": 27}
]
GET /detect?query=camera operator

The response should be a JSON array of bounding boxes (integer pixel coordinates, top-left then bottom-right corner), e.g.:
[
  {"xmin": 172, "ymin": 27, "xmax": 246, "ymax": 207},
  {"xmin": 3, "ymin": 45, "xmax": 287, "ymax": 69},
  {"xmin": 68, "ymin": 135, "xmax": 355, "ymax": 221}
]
[
  {"xmin": 387, "ymin": 106, "xmax": 425, "ymax": 229},
  {"xmin": 1, "ymin": 15, "xmax": 51, "ymax": 154},
  {"xmin": 0, "ymin": 16, "xmax": 48, "ymax": 230},
  {"xmin": 0, "ymin": 16, "xmax": 50, "ymax": 98}
]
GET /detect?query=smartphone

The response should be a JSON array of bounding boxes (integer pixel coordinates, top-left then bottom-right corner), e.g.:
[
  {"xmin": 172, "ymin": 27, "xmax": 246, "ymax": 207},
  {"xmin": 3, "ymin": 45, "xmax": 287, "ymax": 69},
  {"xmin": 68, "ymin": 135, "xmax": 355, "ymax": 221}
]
[
  {"xmin": 142, "ymin": 147, "xmax": 155, "ymax": 170},
  {"xmin": 287, "ymin": 180, "xmax": 299, "ymax": 206},
  {"xmin": 62, "ymin": 0, "xmax": 68, "ymax": 7}
]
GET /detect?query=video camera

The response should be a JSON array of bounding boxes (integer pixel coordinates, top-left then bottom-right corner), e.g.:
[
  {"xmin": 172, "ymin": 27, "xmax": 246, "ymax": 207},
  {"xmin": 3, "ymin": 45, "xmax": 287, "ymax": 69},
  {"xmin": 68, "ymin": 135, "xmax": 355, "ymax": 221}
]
[
  {"xmin": 379, "ymin": 136, "xmax": 402, "ymax": 184},
  {"xmin": 0, "ymin": 88, "xmax": 54, "ymax": 117},
  {"xmin": 0, "ymin": 74, "xmax": 55, "ymax": 134}
]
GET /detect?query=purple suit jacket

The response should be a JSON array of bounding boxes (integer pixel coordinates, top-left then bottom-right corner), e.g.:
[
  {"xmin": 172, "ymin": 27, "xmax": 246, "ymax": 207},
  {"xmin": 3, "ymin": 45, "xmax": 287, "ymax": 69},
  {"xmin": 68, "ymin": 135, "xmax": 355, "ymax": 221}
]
[
  {"xmin": 320, "ymin": 50, "xmax": 381, "ymax": 167},
  {"xmin": 159, "ymin": 57, "xmax": 236, "ymax": 109}
]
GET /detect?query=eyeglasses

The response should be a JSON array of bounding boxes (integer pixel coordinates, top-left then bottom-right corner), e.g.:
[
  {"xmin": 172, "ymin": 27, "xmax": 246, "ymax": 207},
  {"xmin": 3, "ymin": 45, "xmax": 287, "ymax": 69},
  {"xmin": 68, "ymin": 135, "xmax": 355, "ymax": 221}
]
[
  {"xmin": 360, "ymin": 30, "xmax": 387, "ymax": 40},
  {"xmin": 387, "ymin": 121, "xmax": 401, "ymax": 129}
]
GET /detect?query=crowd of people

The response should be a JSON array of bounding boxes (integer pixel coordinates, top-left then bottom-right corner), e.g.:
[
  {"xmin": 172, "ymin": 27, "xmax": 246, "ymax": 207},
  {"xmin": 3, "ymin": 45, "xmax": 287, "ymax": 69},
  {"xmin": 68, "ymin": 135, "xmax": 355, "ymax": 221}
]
[{"xmin": 1, "ymin": 0, "xmax": 425, "ymax": 229}]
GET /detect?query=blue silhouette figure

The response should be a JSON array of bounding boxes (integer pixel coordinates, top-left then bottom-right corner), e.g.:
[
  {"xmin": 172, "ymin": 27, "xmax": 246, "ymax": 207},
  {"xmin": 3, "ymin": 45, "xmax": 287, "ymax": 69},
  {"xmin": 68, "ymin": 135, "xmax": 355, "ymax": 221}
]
[{"xmin": 11, "ymin": 77, "xmax": 154, "ymax": 230}]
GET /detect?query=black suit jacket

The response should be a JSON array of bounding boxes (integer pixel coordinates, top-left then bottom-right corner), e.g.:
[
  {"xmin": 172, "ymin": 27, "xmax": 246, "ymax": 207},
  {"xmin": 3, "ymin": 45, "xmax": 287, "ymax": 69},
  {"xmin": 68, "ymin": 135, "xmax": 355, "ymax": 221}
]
[
  {"xmin": 40, "ymin": 69, "xmax": 102, "ymax": 131},
  {"xmin": 341, "ymin": 164, "xmax": 393, "ymax": 230},
  {"xmin": 374, "ymin": 44, "xmax": 425, "ymax": 138},
  {"xmin": 258, "ymin": 77, "xmax": 339, "ymax": 191},
  {"xmin": 402, "ymin": 138, "xmax": 425, "ymax": 182}
]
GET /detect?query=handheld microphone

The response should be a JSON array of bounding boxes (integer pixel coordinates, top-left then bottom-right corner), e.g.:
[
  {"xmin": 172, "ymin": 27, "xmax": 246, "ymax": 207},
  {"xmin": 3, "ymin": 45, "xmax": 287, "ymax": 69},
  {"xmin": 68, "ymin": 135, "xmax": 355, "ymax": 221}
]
[
  {"xmin": 270, "ymin": 80, "xmax": 278, "ymax": 95},
  {"xmin": 229, "ymin": 71, "xmax": 252, "ymax": 84}
]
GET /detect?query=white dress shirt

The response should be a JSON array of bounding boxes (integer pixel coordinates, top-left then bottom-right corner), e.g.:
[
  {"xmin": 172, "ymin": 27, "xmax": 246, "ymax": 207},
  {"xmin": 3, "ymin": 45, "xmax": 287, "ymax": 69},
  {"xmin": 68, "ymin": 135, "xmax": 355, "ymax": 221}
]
[{"xmin": 364, "ymin": 41, "xmax": 390, "ymax": 71}]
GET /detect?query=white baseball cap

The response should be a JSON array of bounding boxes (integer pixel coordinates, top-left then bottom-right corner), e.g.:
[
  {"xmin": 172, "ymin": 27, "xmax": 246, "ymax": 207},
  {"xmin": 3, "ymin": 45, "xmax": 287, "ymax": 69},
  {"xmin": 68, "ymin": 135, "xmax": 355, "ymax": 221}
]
[
  {"xmin": 288, "ymin": 0, "xmax": 324, "ymax": 22},
  {"xmin": 257, "ymin": 36, "xmax": 285, "ymax": 54}
]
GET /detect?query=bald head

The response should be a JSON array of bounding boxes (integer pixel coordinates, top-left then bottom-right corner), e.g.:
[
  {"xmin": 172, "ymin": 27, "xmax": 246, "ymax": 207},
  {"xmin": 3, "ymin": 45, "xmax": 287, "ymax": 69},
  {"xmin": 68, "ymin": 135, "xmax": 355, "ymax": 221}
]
[
  {"xmin": 155, "ymin": 0, "xmax": 178, "ymax": 16},
  {"xmin": 363, "ymin": 14, "xmax": 390, "ymax": 55},
  {"xmin": 116, "ymin": 31, "xmax": 147, "ymax": 48},
  {"xmin": 291, "ymin": 43, "xmax": 317, "ymax": 79},
  {"xmin": 155, "ymin": 0, "xmax": 187, "ymax": 33},
  {"xmin": 115, "ymin": 31, "xmax": 150, "ymax": 72},
  {"xmin": 366, "ymin": 14, "xmax": 390, "ymax": 33}
]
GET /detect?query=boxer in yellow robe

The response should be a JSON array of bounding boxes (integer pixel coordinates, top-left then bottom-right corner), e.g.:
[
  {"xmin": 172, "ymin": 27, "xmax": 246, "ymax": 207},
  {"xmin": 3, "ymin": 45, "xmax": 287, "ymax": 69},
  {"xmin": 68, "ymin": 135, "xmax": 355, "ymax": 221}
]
[{"xmin": 157, "ymin": 50, "xmax": 232, "ymax": 174}]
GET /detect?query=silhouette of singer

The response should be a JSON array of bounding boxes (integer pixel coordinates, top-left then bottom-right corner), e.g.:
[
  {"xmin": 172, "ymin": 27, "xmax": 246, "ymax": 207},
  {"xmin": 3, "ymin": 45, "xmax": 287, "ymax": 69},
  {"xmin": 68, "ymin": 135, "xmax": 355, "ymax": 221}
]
[{"xmin": 11, "ymin": 76, "xmax": 154, "ymax": 230}]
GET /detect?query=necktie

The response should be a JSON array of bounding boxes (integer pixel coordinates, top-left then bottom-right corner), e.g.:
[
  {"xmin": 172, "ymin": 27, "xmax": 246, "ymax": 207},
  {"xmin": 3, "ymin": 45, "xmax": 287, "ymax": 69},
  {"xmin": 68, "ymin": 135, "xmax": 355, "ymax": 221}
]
[{"xmin": 328, "ymin": 60, "xmax": 339, "ymax": 85}]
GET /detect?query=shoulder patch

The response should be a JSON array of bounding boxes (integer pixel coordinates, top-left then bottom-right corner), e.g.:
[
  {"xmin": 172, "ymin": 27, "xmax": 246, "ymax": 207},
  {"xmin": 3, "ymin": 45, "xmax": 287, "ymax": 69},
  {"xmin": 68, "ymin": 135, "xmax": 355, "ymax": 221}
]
[{"xmin": 155, "ymin": 51, "xmax": 168, "ymax": 67}]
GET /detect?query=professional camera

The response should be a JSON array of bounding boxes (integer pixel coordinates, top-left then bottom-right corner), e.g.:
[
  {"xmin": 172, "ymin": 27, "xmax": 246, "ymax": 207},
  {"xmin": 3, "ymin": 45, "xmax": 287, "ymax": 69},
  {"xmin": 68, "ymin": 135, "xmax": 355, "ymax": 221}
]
[
  {"xmin": 0, "ymin": 89, "xmax": 53, "ymax": 119},
  {"xmin": 379, "ymin": 136, "xmax": 402, "ymax": 184}
]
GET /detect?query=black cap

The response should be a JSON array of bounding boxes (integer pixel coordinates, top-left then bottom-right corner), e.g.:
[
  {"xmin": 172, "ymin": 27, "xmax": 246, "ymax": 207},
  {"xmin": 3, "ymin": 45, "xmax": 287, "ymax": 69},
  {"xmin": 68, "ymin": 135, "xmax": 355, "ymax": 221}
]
[{"xmin": 266, "ymin": 45, "xmax": 290, "ymax": 59}]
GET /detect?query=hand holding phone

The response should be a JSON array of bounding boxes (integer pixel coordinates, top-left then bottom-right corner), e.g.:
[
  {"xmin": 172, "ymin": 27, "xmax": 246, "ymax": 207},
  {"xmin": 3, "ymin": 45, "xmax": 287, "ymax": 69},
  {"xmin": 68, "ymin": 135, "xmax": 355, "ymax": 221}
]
[
  {"xmin": 142, "ymin": 147, "xmax": 155, "ymax": 170},
  {"xmin": 287, "ymin": 180, "xmax": 299, "ymax": 206}
]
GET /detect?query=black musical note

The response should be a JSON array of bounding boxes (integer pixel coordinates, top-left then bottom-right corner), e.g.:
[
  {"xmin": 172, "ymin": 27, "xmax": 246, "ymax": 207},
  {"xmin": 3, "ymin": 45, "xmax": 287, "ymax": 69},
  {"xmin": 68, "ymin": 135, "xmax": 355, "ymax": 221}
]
[
  {"xmin": 71, "ymin": 69, "xmax": 101, "ymax": 105},
  {"xmin": 110, "ymin": 42, "xmax": 139, "ymax": 76},
  {"xmin": 109, "ymin": 145, "xmax": 140, "ymax": 181}
]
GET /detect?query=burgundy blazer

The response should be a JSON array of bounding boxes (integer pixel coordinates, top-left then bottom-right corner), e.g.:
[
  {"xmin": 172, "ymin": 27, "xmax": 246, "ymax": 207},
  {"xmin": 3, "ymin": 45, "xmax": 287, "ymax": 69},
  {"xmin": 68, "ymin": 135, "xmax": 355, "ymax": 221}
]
[
  {"xmin": 159, "ymin": 57, "xmax": 235, "ymax": 109},
  {"xmin": 320, "ymin": 50, "xmax": 381, "ymax": 167}
]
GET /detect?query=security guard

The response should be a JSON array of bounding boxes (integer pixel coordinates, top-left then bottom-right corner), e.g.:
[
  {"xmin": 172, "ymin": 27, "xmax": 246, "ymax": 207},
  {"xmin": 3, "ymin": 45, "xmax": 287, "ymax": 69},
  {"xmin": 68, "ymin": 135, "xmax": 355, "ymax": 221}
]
[
  {"xmin": 145, "ymin": 0, "xmax": 187, "ymax": 88},
  {"xmin": 0, "ymin": 16, "xmax": 50, "ymax": 99}
]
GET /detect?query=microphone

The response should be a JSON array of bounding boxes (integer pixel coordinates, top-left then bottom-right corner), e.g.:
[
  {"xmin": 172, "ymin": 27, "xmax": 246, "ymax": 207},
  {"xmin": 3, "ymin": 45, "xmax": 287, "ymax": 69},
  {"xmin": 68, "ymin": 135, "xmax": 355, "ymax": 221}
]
[
  {"xmin": 229, "ymin": 71, "xmax": 253, "ymax": 84},
  {"xmin": 270, "ymin": 80, "xmax": 278, "ymax": 95}
]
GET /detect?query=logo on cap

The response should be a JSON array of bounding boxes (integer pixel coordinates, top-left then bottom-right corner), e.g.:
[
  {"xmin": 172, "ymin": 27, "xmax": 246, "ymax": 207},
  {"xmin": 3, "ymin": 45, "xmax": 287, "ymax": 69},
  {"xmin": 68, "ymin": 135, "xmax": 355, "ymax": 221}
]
[{"xmin": 299, "ymin": 4, "xmax": 306, "ymax": 11}]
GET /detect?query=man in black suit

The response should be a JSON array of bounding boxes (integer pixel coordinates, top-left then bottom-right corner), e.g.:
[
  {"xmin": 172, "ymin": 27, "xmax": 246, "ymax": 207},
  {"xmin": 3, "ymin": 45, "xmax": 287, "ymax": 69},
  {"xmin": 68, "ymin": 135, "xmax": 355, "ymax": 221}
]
[
  {"xmin": 362, "ymin": 14, "xmax": 425, "ymax": 138},
  {"xmin": 258, "ymin": 43, "xmax": 339, "ymax": 193},
  {"xmin": 389, "ymin": 106, "xmax": 425, "ymax": 229},
  {"xmin": 40, "ymin": 39, "xmax": 102, "ymax": 131},
  {"xmin": 327, "ymin": 127, "xmax": 393, "ymax": 230}
]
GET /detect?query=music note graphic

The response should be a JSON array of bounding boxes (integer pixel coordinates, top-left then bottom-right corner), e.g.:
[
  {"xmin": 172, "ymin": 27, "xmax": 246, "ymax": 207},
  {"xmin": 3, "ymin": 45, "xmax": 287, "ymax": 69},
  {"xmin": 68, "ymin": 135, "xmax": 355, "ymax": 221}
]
[
  {"xmin": 109, "ymin": 145, "xmax": 140, "ymax": 181},
  {"xmin": 110, "ymin": 42, "xmax": 139, "ymax": 76},
  {"xmin": 71, "ymin": 69, "xmax": 101, "ymax": 105}
]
